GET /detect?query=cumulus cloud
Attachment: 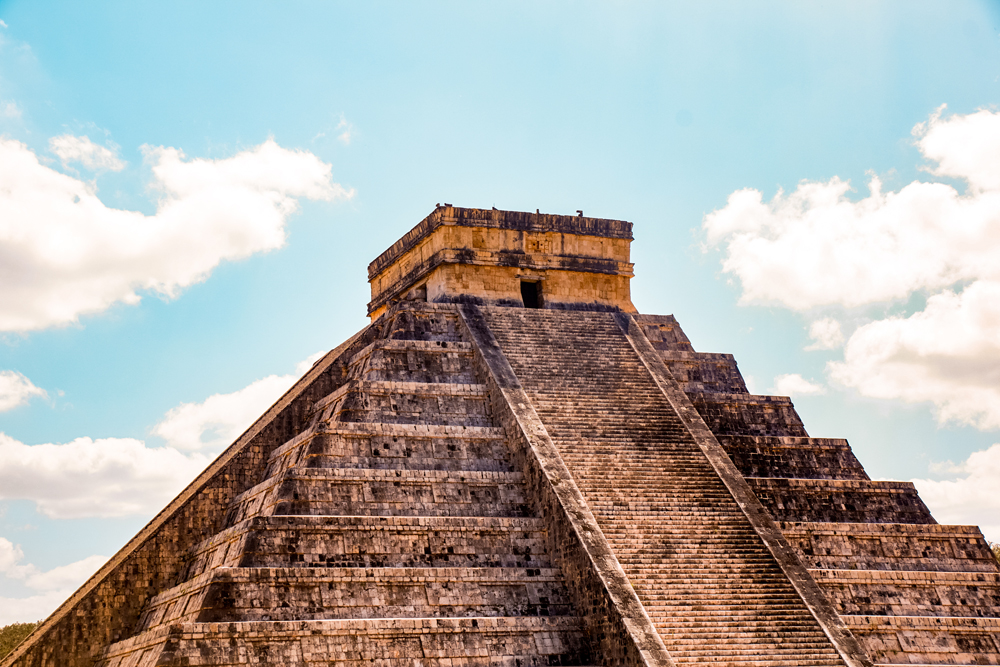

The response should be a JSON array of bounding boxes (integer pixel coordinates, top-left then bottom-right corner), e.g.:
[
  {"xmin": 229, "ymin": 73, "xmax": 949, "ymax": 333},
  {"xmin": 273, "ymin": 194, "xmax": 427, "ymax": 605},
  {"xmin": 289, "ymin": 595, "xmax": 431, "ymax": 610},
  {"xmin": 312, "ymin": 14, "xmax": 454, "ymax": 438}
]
[
  {"xmin": 702, "ymin": 173, "xmax": 1000, "ymax": 309},
  {"xmin": 0, "ymin": 370, "xmax": 46, "ymax": 411},
  {"xmin": 0, "ymin": 434, "xmax": 211, "ymax": 519},
  {"xmin": 829, "ymin": 281, "xmax": 1000, "ymax": 429},
  {"xmin": 154, "ymin": 351, "xmax": 324, "ymax": 451},
  {"xmin": 805, "ymin": 318, "xmax": 844, "ymax": 351},
  {"xmin": 771, "ymin": 373, "xmax": 825, "ymax": 397},
  {"xmin": 703, "ymin": 106, "xmax": 1000, "ymax": 311},
  {"xmin": 917, "ymin": 105, "xmax": 1000, "ymax": 193},
  {"xmin": 704, "ymin": 106, "xmax": 1000, "ymax": 428},
  {"xmin": 0, "ymin": 537, "xmax": 106, "ymax": 624},
  {"xmin": 912, "ymin": 443, "xmax": 1000, "ymax": 542},
  {"xmin": 49, "ymin": 134, "xmax": 125, "ymax": 172},
  {"xmin": 0, "ymin": 352, "xmax": 322, "ymax": 523},
  {"xmin": 0, "ymin": 137, "xmax": 353, "ymax": 332}
]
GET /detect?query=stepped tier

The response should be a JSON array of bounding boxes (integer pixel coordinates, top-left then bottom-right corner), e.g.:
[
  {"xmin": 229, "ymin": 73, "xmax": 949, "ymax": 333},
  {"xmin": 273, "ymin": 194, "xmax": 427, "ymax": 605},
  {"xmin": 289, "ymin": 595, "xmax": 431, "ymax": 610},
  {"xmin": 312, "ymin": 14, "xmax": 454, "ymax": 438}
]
[
  {"xmin": 716, "ymin": 435, "xmax": 869, "ymax": 480},
  {"xmin": 688, "ymin": 392, "xmax": 809, "ymax": 436},
  {"xmin": 780, "ymin": 523, "xmax": 998, "ymax": 573},
  {"xmin": 15, "ymin": 206, "xmax": 996, "ymax": 667},
  {"xmin": 842, "ymin": 615, "xmax": 1000, "ymax": 665},
  {"xmin": 184, "ymin": 515, "xmax": 552, "ymax": 576},
  {"xmin": 263, "ymin": 422, "xmax": 511, "ymax": 476},
  {"xmin": 652, "ymin": 308, "xmax": 999, "ymax": 665},
  {"xmin": 226, "ymin": 468, "xmax": 532, "ymax": 521},
  {"xmin": 9, "ymin": 297, "xmax": 999, "ymax": 667},
  {"xmin": 811, "ymin": 569, "xmax": 1000, "ymax": 617},
  {"xmin": 85, "ymin": 304, "xmax": 596, "ymax": 667},
  {"xmin": 319, "ymin": 380, "xmax": 492, "ymax": 427},
  {"xmin": 347, "ymin": 339, "xmax": 478, "ymax": 384},
  {"xmin": 99, "ymin": 617, "xmax": 591, "ymax": 667},
  {"xmin": 746, "ymin": 478, "xmax": 935, "ymax": 524},
  {"xmin": 656, "ymin": 351, "xmax": 749, "ymax": 394},
  {"xmin": 135, "ymin": 566, "xmax": 575, "ymax": 628}
]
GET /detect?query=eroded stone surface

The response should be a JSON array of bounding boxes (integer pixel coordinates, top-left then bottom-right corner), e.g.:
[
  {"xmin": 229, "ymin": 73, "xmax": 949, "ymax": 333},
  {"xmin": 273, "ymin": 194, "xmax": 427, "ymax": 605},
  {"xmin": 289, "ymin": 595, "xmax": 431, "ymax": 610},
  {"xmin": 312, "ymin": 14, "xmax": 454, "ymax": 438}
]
[{"xmin": 8, "ymin": 207, "xmax": 999, "ymax": 667}]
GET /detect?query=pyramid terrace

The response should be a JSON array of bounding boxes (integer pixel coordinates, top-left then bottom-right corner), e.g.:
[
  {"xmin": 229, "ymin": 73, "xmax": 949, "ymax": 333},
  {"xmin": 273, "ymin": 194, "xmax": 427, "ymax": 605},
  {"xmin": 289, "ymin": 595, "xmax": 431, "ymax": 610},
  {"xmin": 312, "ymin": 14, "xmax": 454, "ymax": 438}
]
[{"xmin": 4, "ymin": 206, "xmax": 999, "ymax": 667}]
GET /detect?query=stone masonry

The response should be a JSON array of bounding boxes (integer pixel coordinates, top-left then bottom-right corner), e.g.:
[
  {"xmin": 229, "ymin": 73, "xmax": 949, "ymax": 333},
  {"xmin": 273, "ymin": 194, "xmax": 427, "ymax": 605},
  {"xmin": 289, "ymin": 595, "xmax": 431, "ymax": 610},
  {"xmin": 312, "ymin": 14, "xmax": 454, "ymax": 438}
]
[{"xmin": 3, "ymin": 206, "xmax": 998, "ymax": 667}]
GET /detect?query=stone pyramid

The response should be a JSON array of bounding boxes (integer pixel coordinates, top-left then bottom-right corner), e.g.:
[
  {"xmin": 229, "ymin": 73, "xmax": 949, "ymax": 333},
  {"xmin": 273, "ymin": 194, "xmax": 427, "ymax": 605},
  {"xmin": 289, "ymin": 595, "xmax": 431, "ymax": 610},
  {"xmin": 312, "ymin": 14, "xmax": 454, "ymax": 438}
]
[{"xmin": 4, "ymin": 206, "xmax": 998, "ymax": 667}]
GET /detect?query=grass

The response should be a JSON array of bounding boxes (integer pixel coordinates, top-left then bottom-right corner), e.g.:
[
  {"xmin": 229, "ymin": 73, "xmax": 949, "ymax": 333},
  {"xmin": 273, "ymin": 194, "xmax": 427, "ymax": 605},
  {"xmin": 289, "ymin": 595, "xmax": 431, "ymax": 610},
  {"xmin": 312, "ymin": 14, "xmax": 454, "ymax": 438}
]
[{"xmin": 0, "ymin": 622, "xmax": 39, "ymax": 660}]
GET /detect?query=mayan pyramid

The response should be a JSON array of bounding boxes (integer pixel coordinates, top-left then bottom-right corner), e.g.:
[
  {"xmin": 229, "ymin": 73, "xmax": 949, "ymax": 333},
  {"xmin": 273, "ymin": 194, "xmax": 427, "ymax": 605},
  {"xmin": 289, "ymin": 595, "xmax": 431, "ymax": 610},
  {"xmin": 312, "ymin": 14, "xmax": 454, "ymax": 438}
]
[{"xmin": 4, "ymin": 206, "xmax": 999, "ymax": 667}]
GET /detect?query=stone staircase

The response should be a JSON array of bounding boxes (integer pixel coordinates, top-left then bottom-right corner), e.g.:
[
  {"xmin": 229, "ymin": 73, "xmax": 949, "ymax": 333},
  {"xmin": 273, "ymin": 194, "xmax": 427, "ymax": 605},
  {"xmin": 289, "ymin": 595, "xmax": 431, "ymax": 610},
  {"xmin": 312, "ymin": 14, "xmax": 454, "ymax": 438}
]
[
  {"xmin": 97, "ymin": 303, "xmax": 593, "ymax": 667},
  {"xmin": 482, "ymin": 308, "xmax": 847, "ymax": 667},
  {"xmin": 636, "ymin": 314, "xmax": 1000, "ymax": 665}
]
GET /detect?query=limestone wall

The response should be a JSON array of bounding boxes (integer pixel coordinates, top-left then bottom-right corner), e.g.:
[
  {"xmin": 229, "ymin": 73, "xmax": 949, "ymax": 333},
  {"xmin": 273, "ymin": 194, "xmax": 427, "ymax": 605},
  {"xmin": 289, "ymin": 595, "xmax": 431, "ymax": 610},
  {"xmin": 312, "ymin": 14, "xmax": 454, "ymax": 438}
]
[{"xmin": 368, "ymin": 206, "xmax": 635, "ymax": 318}]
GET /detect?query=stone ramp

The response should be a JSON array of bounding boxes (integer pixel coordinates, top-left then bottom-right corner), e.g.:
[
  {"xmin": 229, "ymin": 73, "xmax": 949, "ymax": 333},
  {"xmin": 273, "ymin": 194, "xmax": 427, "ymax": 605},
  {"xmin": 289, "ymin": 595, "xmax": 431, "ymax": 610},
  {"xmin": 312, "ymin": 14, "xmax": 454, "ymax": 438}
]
[
  {"xmin": 482, "ymin": 308, "xmax": 846, "ymax": 666},
  {"xmin": 96, "ymin": 304, "xmax": 594, "ymax": 667}
]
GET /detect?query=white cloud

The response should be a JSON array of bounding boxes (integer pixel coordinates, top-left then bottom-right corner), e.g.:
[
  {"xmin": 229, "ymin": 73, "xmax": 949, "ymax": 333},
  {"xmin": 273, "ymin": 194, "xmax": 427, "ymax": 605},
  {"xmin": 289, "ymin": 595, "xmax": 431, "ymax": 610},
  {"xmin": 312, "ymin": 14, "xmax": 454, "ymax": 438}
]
[
  {"xmin": 0, "ymin": 370, "xmax": 46, "ymax": 411},
  {"xmin": 703, "ymin": 106, "xmax": 1000, "ymax": 311},
  {"xmin": 912, "ymin": 443, "xmax": 1000, "ymax": 543},
  {"xmin": 805, "ymin": 317, "xmax": 844, "ymax": 350},
  {"xmin": 0, "ymin": 352, "xmax": 321, "ymax": 523},
  {"xmin": 771, "ymin": 373, "xmax": 825, "ymax": 397},
  {"xmin": 336, "ymin": 116, "xmax": 354, "ymax": 144},
  {"xmin": 704, "ymin": 106, "xmax": 1000, "ymax": 429},
  {"xmin": 829, "ymin": 281, "xmax": 1000, "ymax": 429},
  {"xmin": 0, "ymin": 137, "xmax": 353, "ymax": 332},
  {"xmin": 0, "ymin": 433, "xmax": 211, "ymax": 519},
  {"xmin": 917, "ymin": 105, "xmax": 1000, "ymax": 193},
  {"xmin": 0, "ymin": 537, "xmax": 106, "ymax": 624},
  {"xmin": 0, "ymin": 539, "xmax": 105, "ymax": 591},
  {"xmin": 153, "ymin": 351, "xmax": 324, "ymax": 451},
  {"xmin": 1, "ymin": 101, "xmax": 20, "ymax": 119},
  {"xmin": 49, "ymin": 134, "xmax": 125, "ymax": 171},
  {"xmin": 702, "ymin": 173, "xmax": 1000, "ymax": 309}
]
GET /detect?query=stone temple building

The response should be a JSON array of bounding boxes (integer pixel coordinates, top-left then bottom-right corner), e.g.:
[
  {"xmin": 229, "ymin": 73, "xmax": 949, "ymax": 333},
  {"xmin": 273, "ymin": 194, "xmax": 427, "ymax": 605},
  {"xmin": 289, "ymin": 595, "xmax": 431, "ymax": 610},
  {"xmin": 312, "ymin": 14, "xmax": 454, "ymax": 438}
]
[{"xmin": 4, "ymin": 206, "xmax": 999, "ymax": 667}]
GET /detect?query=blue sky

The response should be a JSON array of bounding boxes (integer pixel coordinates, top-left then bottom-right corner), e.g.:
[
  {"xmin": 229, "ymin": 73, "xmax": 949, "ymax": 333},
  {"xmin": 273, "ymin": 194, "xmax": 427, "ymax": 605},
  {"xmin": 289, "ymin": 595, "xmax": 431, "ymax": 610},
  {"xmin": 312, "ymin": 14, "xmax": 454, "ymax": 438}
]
[{"xmin": 1, "ymin": 0, "xmax": 1000, "ymax": 622}]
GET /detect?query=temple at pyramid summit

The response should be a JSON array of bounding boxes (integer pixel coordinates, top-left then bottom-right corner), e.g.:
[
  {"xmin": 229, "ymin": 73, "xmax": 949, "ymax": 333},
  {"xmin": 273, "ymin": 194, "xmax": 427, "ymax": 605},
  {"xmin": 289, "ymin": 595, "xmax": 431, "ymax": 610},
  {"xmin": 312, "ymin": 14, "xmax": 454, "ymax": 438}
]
[{"xmin": 6, "ymin": 205, "xmax": 1000, "ymax": 667}]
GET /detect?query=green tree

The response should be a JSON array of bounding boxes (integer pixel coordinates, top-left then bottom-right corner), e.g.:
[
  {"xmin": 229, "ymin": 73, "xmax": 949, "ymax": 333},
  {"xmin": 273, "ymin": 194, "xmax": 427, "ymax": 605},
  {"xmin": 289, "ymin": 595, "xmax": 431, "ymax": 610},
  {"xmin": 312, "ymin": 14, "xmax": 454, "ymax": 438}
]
[
  {"xmin": 0, "ymin": 622, "xmax": 38, "ymax": 660},
  {"xmin": 992, "ymin": 541, "xmax": 1000, "ymax": 564}
]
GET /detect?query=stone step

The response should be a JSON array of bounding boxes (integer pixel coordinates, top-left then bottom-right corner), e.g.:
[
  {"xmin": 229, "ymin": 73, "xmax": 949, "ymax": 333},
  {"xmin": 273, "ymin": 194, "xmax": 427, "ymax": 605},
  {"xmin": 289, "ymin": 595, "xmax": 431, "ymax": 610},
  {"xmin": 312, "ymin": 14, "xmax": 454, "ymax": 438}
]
[
  {"xmin": 811, "ymin": 569, "xmax": 1000, "ymax": 617},
  {"xmin": 98, "ymin": 616, "xmax": 591, "ymax": 667},
  {"xmin": 687, "ymin": 392, "xmax": 809, "ymax": 437},
  {"xmin": 780, "ymin": 522, "xmax": 1000, "ymax": 573},
  {"xmin": 265, "ymin": 421, "xmax": 506, "ymax": 469},
  {"xmin": 137, "ymin": 567, "xmax": 574, "ymax": 630},
  {"xmin": 225, "ymin": 468, "xmax": 531, "ymax": 523},
  {"xmin": 643, "ymin": 603, "xmax": 816, "ymax": 612},
  {"xmin": 347, "ymin": 338, "xmax": 478, "ymax": 384},
  {"xmin": 184, "ymin": 515, "xmax": 552, "ymax": 577},
  {"xmin": 660, "ymin": 620, "xmax": 833, "ymax": 630},
  {"xmin": 656, "ymin": 350, "xmax": 749, "ymax": 394},
  {"xmin": 314, "ymin": 380, "xmax": 491, "ymax": 427},
  {"xmin": 715, "ymin": 435, "xmax": 869, "ymax": 480},
  {"xmin": 747, "ymin": 477, "xmax": 935, "ymax": 524},
  {"xmin": 843, "ymin": 615, "xmax": 1000, "ymax": 666},
  {"xmin": 481, "ymin": 307, "xmax": 843, "ymax": 662},
  {"xmin": 634, "ymin": 313, "xmax": 696, "ymax": 353},
  {"xmin": 383, "ymin": 303, "xmax": 467, "ymax": 342},
  {"xmin": 266, "ymin": 434, "xmax": 515, "ymax": 480},
  {"xmin": 667, "ymin": 645, "xmax": 839, "ymax": 655},
  {"xmin": 670, "ymin": 660, "xmax": 842, "ymax": 667}
]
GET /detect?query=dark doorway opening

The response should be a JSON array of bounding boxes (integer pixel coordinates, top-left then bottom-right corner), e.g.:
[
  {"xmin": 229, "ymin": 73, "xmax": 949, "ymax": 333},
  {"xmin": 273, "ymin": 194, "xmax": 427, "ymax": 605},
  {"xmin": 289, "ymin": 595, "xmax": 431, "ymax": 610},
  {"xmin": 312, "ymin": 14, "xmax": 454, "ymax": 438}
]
[{"xmin": 520, "ymin": 281, "xmax": 542, "ymax": 309}]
